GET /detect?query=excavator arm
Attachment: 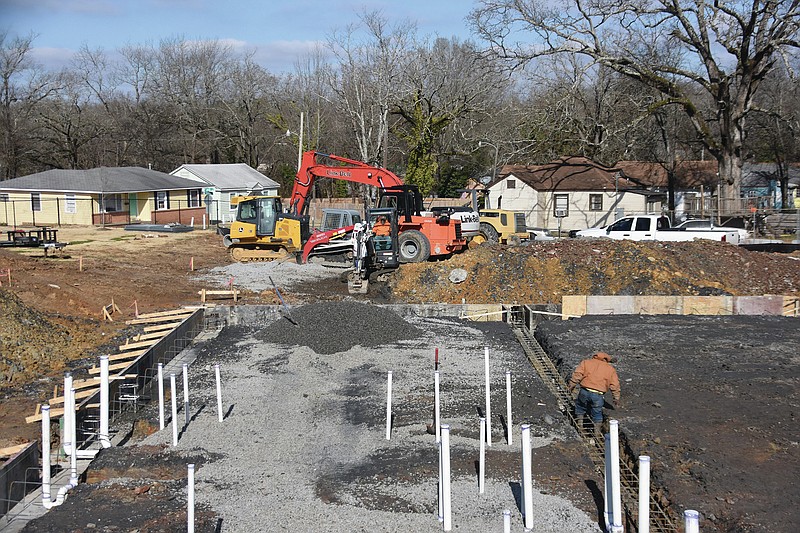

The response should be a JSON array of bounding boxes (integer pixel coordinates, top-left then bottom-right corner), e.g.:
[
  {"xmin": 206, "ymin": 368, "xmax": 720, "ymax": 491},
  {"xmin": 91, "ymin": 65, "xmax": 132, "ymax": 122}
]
[{"xmin": 289, "ymin": 151, "xmax": 404, "ymax": 215}]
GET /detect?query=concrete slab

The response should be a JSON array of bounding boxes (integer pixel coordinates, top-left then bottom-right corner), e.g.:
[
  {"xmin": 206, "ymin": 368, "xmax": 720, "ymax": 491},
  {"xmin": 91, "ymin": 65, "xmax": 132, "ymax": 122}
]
[
  {"xmin": 586, "ymin": 295, "xmax": 635, "ymax": 315},
  {"xmin": 734, "ymin": 295, "xmax": 785, "ymax": 316},
  {"xmin": 682, "ymin": 296, "xmax": 733, "ymax": 315},
  {"xmin": 633, "ymin": 295, "xmax": 682, "ymax": 315},
  {"xmin": 561, "ymin": 295, "xmax": 587, "ymax": 319}
]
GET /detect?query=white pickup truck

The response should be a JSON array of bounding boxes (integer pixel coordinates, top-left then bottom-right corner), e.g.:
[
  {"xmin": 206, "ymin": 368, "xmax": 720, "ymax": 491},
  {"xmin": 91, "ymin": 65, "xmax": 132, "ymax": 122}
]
[{"xmin": 575, "ymin": 215, "xmax": 740, "ymax": 244}]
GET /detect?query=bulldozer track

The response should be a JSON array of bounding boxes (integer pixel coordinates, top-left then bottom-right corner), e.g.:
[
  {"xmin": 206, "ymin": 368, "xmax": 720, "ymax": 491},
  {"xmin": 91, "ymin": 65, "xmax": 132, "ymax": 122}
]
[{"xmin": 512, "ymin": 324, "xmax": 679, "ymax": 532}]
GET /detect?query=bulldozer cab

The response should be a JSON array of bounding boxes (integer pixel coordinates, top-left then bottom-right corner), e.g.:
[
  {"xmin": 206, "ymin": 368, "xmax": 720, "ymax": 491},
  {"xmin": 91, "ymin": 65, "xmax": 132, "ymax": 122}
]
[{"xmin": 235, "ymin": 196, "xmax": 282, "ymax": 236}]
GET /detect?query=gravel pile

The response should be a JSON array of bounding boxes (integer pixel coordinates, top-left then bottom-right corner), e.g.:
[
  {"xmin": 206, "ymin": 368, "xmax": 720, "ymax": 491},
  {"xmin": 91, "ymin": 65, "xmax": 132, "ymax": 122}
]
[
  {"xmin": 199, "ymin": 260, "xmax": 341, "ymax": 293},
  {"xmin": 257, "ymin": 301, "xmax": 423, "ymax": 354}
]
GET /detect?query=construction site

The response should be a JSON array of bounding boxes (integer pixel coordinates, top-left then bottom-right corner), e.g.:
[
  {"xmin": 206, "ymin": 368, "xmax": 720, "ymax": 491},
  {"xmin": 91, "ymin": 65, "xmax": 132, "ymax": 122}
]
[{"xmin": 1, "ymin": 225, "xmax": 799, "ymax": 532}]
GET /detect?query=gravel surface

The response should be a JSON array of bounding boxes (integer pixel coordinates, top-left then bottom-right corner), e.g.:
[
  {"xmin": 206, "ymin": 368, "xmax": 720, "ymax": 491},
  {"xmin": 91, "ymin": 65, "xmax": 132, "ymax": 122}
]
[
  {"xmin": 200, "ymin": 260, "xmax": 342, "ymax": 293},
  {"xmin": 136, "ymin": 305, "xmax": 601, "ymax": 532}
]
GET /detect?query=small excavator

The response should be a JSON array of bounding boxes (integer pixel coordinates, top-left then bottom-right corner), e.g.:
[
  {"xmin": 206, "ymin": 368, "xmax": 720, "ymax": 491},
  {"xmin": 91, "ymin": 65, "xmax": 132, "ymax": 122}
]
[
  {"xmin": 223, "ymin": 151, "xmax": 466, "ymax": 263},
  {"xmin": 347, "ymin": 207, "xmax": 400, "ymax": 294}
]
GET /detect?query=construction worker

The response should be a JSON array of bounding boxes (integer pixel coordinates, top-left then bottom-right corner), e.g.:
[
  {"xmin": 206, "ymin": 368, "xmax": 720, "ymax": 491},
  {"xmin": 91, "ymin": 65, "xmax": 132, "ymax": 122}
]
[
  {"xmin": 373, "ymin": 216, "xmax": 391, "ymax": 237},
  {"xmin": 567, "ymin": 352, "xmax": 621, "ymax": 437}
]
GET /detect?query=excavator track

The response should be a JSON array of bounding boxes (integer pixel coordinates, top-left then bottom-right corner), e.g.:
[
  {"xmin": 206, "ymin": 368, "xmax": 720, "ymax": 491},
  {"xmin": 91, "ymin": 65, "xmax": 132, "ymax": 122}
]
[{"xmin": 512, "ymin": 324, "xmax": 678, "ymax": 532}]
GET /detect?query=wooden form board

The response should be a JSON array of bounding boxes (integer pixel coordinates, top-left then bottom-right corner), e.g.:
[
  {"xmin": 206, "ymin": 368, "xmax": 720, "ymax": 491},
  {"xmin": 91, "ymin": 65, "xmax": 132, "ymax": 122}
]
[
  {"xmin": 199, "ymin": 289, "xmax": 238, "ymax": 303},
  {"xmin": 126, "ymin": 312, "xmax": 193, "ymax": 325},
  {"xmin": 26, "ymin": 405, "xmax": 77, "ymax": 424},
  {"xmin": 49, "ymin": 387, "xmax": 97, "ymax": 405},
  {"xmin": 142, "ymin": 322, "xmax": 183, "ymax": 333},
  {"xmin": 88, "ymin": 361, "xmax": 135, "ymax": 375},
  {"xmin": 0, "ymin": 442, "xmax": 31, "ymax": 459},
  {"xmin": 135, "ymin": 308, "xmax": 195, "ymax": 320},
  {"xmin": 118, "ymin": 339, "xmax": 158, "ymax": 351}
]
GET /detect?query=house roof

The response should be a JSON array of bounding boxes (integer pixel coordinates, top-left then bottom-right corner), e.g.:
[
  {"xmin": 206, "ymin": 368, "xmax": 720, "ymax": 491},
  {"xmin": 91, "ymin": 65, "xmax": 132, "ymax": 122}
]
[
  {"xmin": 615, "ymin": 160, "xmax": 718, "ymax": 189},
  {"xmin": 171, "ymin": 163, "xmax": 279, "ymax": 191},
  {"xmin": 497, "ymin": 156, "xmax": 640, "ymax": 191},
  {"xmin": 0, "ymin": 167, "xmax": 204, "ymax": 194},
  {"xmin": 741, "ymin": 162, "xmax": 800, "ymax": 188}
]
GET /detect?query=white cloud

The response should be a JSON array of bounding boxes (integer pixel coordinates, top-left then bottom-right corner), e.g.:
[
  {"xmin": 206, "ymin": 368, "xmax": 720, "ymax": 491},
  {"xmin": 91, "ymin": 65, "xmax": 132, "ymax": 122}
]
[{"xmin": 252, "ymin": 40, "xmax": 329, "ymax": 74}]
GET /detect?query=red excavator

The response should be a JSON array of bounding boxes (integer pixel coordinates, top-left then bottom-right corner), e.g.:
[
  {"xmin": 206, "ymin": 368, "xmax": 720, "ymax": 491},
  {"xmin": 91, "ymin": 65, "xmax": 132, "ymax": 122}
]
[{"xmin": 224, "ymin": 151, "xmax": 466, "ymax": 263}]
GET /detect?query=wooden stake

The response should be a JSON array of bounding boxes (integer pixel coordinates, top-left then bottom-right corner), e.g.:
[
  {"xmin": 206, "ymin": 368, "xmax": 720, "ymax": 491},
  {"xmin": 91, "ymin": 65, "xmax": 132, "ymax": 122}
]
[
  {"xmin": 79, "ymin": 256, "xmax": 83, "ymax": 272},
  {"xmin": 190, "ymin": 256, "xmax": 194, "ymax": 271}
]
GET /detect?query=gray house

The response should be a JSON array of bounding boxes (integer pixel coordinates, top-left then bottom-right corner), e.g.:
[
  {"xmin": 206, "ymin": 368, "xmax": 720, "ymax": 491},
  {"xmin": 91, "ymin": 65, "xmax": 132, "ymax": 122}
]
[{"xmin": 170, "ymin": 164, "xmax": 280, "ymax": 224}]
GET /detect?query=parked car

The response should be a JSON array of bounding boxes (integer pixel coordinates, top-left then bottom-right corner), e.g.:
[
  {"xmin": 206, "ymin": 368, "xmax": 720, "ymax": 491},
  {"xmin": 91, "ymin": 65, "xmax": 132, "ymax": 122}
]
[
  {"xmin": 574, "ymin": 215, "xmax": 741, "ymax": 243},
  {"xmin": 674, "ymin": 219, "xmax": 749, "ymax": 241}
]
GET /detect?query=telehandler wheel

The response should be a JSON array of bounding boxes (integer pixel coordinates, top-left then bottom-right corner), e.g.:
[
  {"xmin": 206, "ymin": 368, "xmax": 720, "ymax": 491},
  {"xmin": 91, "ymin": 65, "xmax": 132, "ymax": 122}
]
[
  {"xmin": 478, "ymin": 222, "xmax": 500, "ymax": 243},
  {"xmin": 398, "ymin": 230, "xmax": 431, "ymax": 263}
]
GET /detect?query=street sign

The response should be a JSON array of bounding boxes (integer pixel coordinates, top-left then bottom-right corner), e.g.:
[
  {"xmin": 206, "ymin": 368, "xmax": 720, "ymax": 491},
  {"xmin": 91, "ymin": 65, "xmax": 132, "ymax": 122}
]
[{"xmin": 203, "ymin": 187, "xmax": 215, "ymax": 195}]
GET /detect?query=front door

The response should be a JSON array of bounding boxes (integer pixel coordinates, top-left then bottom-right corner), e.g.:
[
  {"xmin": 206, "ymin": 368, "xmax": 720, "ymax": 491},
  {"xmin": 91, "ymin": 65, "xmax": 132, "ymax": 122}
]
[{"xmin": 129, "ymin": 194, "xmax": 138, "ymax": 219}]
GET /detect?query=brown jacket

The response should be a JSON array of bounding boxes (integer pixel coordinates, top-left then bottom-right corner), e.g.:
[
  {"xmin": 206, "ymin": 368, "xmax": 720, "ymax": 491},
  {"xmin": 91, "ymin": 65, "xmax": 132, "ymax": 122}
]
[{"xmin": 569, "ymin": 352, "xmax": 621, "ymax": 401}]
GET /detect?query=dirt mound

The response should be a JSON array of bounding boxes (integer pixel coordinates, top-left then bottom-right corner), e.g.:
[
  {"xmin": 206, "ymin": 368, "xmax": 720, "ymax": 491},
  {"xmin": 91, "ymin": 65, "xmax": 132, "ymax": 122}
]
[
  {"xmin": 390, "ymin": 240, "xmax": 800, "ymax": 303},
  {"xmin": 0, "ymin": 289, "xmax": 89, "ymax": 388},
  {"xmin": 257, "ymin": 301, "xmax": 423, "ymax": 354}
]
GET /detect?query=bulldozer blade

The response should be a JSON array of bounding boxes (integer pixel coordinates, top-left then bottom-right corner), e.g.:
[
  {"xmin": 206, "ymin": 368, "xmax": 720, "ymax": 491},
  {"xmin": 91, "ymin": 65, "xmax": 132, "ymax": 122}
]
[{"xmin": 347, "ymin": 274, "xmax": 368, "ymax": 295}]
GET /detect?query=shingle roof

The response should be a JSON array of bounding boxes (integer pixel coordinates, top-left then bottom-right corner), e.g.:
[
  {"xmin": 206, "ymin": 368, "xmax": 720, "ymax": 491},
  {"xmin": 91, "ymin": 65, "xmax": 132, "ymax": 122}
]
[
  {"xmin": 172, "ymin": 163, "xmax": 279, "ymax": 190},
  {"xmin": 498, "ymin": 156, "xmax": 639, "ymax": 191},
  {"xmin": 615, "ymin": 160, "xmax": 718, "ymax": 188},
  {"xmin": 0, "ymin": 167, "xmax": 205, "ymax": 193}
]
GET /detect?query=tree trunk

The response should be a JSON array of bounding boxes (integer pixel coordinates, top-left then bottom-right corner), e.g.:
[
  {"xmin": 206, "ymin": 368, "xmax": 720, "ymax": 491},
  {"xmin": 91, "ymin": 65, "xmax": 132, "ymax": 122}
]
[{"xmin": 717, "ymin": 151, "xmax": 743, "ymax": 209}]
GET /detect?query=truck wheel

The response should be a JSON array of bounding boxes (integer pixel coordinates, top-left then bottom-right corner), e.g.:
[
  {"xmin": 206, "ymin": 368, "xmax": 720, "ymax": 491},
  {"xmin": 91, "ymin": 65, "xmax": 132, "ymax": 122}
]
[
  {"xmin": 398, "ymin": 230, "xmax": 431, "ymax": 263},
  {"xmin": 478, "ymin": 222, "xmax": 500, "ymax": 243}
]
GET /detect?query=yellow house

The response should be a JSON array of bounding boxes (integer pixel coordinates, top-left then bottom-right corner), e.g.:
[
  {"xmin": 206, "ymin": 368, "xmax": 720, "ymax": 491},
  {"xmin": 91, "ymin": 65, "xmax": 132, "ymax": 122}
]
[{"xmin": 0, "ymin": 167, "xmax": 206, "ymax": 227}]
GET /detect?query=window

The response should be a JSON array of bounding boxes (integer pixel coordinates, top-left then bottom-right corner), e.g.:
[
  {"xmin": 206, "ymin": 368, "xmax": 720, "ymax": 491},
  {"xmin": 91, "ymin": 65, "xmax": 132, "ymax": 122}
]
[
  {"xmin": 554, "ymin": 194, "xmax": 569, "ymax": 217},
  {"xmin": 635, "ymin": 218, "xmax": 652, "ymax": 231},
  {"xmin": 187, "ymin": 189, "xmax": 201, "ymax": 208},
  {"xmin": 0, "ymin": 193, "xmax": 9, "ymax": 202},
  {"xmin": 589, "ymin": 194, "xmax": 603, "ymax": 211},
  {"xmin": 65, "ymin": 193, "xmax": 77, "ymax": 214},
  {"xmin": 229, "ymin": 193, "xmax": 239, "ymax": 211},
  {"xmin": 506, "ymin": 179, "xmax": 516, "ymax": 189},
  {"xmin": 608, "ymin": 218, "xmax": 633, "ymax": 232},
  {"xmin": 100, "ymin": 194, "xmax": 124, "ymax": 212},
  {"xmin": 156, "ymin": 191, "xmax": 169, "ymax": 210},
  {"xmin": 31, "ymin": 193, "xmax": 41, "ymax": 212}
]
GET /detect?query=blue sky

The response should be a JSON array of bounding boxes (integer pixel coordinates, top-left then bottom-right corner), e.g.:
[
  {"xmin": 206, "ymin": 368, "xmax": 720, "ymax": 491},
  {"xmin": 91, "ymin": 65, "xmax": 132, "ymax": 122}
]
[{"xmin": 1, "ymin": 0, "xmax": 479, "ymax": 73}]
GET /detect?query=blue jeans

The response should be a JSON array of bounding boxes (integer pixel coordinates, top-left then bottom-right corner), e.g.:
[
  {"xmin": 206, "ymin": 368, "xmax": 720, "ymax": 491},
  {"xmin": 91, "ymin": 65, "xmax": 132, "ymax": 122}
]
[{"xmin": 575, "ymin": 388, "xmax": 605, "ymax": 423}]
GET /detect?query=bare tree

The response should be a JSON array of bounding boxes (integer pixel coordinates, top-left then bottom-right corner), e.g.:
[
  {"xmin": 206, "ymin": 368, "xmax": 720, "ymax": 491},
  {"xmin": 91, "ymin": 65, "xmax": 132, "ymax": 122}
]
[
  {"xmin": 0, "ymin": 31, "xmax": 58, "ymax": 178},
  {"xmin": 324, "ymin": 11, "xmax": 416, "ymax": 164},
  {"xmin": 470, "ymin": 0, "xmax": 800, "ymax": 204}
]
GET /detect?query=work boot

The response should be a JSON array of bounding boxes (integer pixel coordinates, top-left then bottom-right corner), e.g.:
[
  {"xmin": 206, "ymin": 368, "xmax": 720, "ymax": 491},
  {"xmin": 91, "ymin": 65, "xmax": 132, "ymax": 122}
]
[{"xmin": 593, "ymin": 422, "xmax": 603, "ymax": 439}]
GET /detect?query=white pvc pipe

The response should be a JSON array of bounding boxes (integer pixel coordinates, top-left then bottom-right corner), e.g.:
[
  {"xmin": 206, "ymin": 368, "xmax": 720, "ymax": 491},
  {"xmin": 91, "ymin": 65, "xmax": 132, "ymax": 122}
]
[
  {"xmin": 605, "ymin": 431, "xmax": 613, "ymax": 530},
  {"xmin": 68, "ymin": 388, "xmax": 78, "ymax": 486},
  {"xmin": 202, "ymin": 214, "xmax": 207, "ymax": 230},
  {"xmin": 215, "ymin": 364, "xmax": 223, "ymax": 422},
  {"xmin": 171, "ymin": 373, "xmax": 178, "ymax": 446},
  {"xmin": 385, "ymin": 371, "xmax": 392, "ymax": 440},
  {"xmin": 434, "ymin": 370, "xmax": 441, "ymax": 443},
  {"xmin": 521, "ymin": 423, "xmax": 533, "ymax": 530},
  {"xmin": 62, "ymin": 373, "xmax": 73, "ymax": 456},
  {"xmin": 41, "ymin": 405, "xmax": 77, "ymax": 509},
  {"xmin": 505, "ymin": 370, "xmax": 512, "ymax": 446},
  {"xmin": 157, "ymin": 363, "xmax": 165, "ymax": 430},
  {"xmin": 484, "ymin": 347, "xmax": 491, "ymax": 446},
  {"xmin": 437, "ymin": 440, "xmax": 443, "ymax": 522},
  {"xmin": 684, "ymin": 510, "xmax": 700, "ymax": 533},
  {"xmin": 610, "ymin": 420, "xmax": 623, "ymax": 531},
  {"xmin": 503, "ymin": 509, "xmax": 511, "ymax": 533},
  {"xmin": 441, "ymin": 424, "xmax": 452, "ymax": 531},
  {"xmin": 639, "ymin": 455, "xmax": 651, "ymax": 533},
  {"xmin": 182, "ymin": 363, "xmax": 190, "ymax": 427},
  {"xmin": 99, "ymin": 355, "xmax": 111, "ymax": 448},
  {"xmin": 190, "ymin": 216, "xmax": 195, "ymax": 228},
  {"xmin": 479, "ymin": 417, "xmax": 485, "ymax": 494},
  {"xmin": 188, "ymin": 463, "xmax": 195, "ymax": 533}
]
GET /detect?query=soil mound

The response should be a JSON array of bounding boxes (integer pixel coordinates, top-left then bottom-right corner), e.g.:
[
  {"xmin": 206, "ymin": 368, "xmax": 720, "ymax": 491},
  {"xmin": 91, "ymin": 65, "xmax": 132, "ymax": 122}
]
[
  {"xmin": 391, "ymin": 239, "xmax": 800, "ymax": 303},
  {"xmin": 257, "ymin": 301, "xmax": 422, "ymax": 354}
]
